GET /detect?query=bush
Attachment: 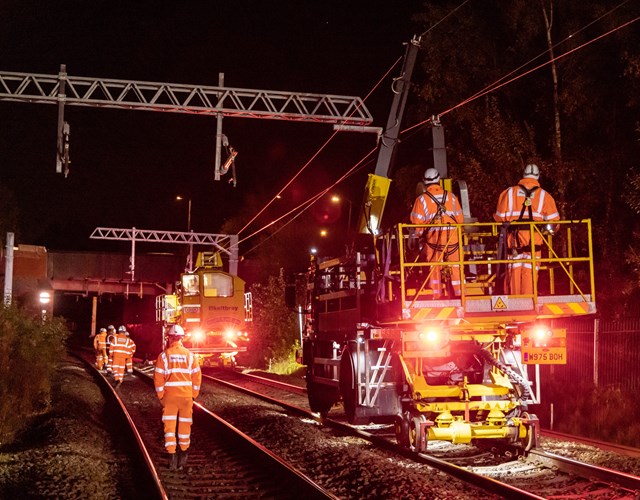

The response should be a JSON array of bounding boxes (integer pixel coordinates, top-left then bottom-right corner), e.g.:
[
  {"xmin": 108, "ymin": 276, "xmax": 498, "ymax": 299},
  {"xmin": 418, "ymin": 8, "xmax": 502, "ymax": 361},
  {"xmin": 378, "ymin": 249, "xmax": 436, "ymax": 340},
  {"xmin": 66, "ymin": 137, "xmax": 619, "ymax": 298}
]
[{"xmin": 0, "ymin": 306, "xmax": 69, "ymax": 444}]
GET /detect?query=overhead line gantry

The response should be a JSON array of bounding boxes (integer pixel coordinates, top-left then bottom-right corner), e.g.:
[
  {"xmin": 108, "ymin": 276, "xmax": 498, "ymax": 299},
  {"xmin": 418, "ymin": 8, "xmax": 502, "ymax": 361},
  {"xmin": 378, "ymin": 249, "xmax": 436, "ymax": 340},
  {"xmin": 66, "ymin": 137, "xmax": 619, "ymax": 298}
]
[{"xmin": 0, "ymin": 65, "xmax": 377, "ymax": 179}]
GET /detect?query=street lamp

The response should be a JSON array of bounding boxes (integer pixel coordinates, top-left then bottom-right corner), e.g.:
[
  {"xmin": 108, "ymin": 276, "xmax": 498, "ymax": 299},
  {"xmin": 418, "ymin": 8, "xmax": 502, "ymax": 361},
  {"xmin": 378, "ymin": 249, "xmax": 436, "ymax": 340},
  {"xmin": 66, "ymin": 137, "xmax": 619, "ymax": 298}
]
[
  {"xmin": 175, "ymin": 195, "xmax": 192, "ymax": 232},
  {"xmin": 331, "ymin": 195, "xmax": 353, "ymax": 233}
]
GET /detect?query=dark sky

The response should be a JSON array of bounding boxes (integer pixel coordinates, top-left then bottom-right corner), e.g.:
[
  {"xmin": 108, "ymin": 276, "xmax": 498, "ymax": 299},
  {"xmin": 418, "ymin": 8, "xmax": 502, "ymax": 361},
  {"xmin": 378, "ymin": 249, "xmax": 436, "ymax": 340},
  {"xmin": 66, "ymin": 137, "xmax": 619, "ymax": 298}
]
[{"xmin": 0, "ymin": 1, "xmax": 423, "ymax": 253}]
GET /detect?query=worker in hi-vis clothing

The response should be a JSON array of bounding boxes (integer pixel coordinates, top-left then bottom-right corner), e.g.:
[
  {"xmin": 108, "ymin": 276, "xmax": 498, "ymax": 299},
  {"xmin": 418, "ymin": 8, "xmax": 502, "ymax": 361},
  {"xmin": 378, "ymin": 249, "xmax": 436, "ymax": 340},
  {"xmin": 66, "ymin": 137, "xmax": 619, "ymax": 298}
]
[
  {"xmin": 410, "ymin": 167, "xmax": 463, "ymax": 298},
  {"xmin": 93, "ymin": 327, "xmax": 109, "ymax": 371},
  {"xmin": 494, "ymin": 163, "xmax": 560, "ymax": 295},
  {"xmin": 154, "ymin": 324, "xmax": 202, "ymax": 470},
  {"xmin": 123, "ymin": 329, "xmax": 136, "ymax": 374},
  {"xmin": 105, "ymin": 325, "xmax": 117, "ymax": 373},
  {"xmin": 109, "ymin": 325, "xmax": 132, "ymax": 389}
]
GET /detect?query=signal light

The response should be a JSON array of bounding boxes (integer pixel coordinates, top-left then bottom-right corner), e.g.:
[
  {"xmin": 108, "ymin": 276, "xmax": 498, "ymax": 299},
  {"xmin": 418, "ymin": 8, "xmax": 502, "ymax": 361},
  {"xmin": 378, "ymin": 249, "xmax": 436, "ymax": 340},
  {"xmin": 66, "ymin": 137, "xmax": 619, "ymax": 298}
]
[
  {"xmin": 224, "ymin": 329, "xmax": 237, "ymax": 340},
  {"xmin": 533, "ymin": 327, "xmax": 553, "ymax": 347},
  {"xmin": 191, "ymin": 329, "xmax": 205, "ymax": 342},
  {"xmin": 418, "ymin": 327, "xmax": 441, "ymax": 344}
]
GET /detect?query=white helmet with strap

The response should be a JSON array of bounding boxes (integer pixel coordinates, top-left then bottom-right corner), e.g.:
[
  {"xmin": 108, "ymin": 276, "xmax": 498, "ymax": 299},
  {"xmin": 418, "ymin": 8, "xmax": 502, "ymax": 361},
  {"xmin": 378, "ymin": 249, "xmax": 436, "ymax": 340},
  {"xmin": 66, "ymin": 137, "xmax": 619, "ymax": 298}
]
[
  {"xmin": 523, "ymin": 163, "xmax": 540, "ymax": 179},
  {"xmin": 423, "ymin": 168, "xmax": 441, "ymax": 184},
  {"xmin": 166, "ymin": 324, "xmax": 185, "ymax": 338}
]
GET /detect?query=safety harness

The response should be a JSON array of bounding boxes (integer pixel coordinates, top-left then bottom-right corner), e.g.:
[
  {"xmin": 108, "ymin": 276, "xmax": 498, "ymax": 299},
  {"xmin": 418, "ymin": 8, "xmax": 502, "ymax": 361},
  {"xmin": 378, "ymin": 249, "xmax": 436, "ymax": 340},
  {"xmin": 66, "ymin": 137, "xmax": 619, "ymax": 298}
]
[
  {"xmin": 496, "ymin": 184, "xmax": 539, "ymax": 292},
  {"xmin": 423, "ymin": 190, "xmax": 458, "ymax": 258}
]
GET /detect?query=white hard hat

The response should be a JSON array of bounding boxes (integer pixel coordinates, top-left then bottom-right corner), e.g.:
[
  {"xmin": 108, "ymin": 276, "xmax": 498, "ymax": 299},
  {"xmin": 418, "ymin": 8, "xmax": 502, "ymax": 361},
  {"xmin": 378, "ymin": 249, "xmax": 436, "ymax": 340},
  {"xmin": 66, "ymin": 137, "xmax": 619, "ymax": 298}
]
[
  {"xmin": 99, "ymin": 327, "xmax": 107, "ymax": 333},
  {"xmin": 423, "ymin": 168, "xmax": 441, "ymax": 184},
  {"xmin": 523, "ymin": 164, "xmax": 540, "ymax": 179},
  {"xmin": 118, "ymin": 325, "xmax": 127, "ymax": 333},
  {"xmin": 166, "ymin": 324, "xmax": 185, "ymax": 337}
]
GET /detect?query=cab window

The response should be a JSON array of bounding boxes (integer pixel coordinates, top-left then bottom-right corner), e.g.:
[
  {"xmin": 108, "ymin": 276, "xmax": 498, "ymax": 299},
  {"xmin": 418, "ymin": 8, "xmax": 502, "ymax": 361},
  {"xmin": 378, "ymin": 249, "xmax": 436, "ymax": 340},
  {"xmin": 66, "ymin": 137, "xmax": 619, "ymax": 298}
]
[
  {"xmin": 203, "ymin": 272, "xmax": 233, "ymax": 297},
  {"xmin": 182, "ymin": 274, "xmax": 200, "ymax": 296}
]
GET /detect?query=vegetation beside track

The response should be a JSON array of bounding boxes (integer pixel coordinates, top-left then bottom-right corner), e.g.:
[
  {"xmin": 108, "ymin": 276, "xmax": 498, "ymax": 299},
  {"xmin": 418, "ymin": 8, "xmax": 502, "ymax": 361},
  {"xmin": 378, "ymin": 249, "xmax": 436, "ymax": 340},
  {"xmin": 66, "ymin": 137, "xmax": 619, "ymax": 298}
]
[{"xmin": 0, "ymin": 306, "xmax": 68, "ymax": 444}]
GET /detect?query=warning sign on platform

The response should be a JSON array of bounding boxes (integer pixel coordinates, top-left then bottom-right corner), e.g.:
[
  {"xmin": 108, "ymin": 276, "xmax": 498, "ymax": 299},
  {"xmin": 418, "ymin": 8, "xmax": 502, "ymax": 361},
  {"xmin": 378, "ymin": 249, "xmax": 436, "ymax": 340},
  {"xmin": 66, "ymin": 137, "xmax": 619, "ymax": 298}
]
[{"xmin": 491, "ymin": 296, "xmax": 508, "ymax": 310}]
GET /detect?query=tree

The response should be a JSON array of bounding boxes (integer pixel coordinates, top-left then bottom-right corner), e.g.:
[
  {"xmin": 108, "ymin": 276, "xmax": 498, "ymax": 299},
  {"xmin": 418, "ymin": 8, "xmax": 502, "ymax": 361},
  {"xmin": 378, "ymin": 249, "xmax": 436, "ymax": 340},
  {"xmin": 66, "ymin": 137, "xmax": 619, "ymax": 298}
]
[
  {"xmin": 248, "ymin": 269, "xmax": 297, "ymax": 369},
  {"xmin": 409, "ymin": 1, "xmax": 640, "ymax": 314}
]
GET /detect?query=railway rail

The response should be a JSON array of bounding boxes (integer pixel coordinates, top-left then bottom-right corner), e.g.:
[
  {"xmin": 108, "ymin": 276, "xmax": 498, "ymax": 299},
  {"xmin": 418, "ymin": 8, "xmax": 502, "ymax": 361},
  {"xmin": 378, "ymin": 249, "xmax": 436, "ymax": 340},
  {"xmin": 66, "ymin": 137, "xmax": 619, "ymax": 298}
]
[
  {"xmin": 74, "ymin": 353, "xmax": 334, "ymax": 499},
  {"xmin": 205, "ymin": 367, "xmax": 640, "ymax": 499}
]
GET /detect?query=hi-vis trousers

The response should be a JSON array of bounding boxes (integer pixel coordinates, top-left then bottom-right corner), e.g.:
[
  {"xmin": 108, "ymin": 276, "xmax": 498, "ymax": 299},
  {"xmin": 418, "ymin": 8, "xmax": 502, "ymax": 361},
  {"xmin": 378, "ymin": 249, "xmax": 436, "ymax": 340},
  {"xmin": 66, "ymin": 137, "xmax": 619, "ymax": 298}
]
[{"xmin": 161, "ymin": 394, "xmax": 194, "ymax": 454}]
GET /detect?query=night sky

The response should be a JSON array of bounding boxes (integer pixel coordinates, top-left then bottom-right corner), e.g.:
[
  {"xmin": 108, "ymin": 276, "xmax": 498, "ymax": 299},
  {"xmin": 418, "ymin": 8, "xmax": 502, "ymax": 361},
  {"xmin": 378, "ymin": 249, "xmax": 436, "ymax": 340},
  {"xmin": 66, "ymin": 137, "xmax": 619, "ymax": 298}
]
[{"xmin": 0, "ymin": 1, "xmax": 423, "ymax": 255}]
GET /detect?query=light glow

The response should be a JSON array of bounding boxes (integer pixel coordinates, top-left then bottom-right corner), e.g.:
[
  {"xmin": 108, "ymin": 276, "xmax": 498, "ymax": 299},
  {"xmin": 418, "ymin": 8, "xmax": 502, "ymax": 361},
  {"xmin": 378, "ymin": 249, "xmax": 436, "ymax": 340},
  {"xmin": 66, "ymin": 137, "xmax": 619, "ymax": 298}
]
[
  {"xmin": 419, "ymin": 327, "xmax": 441, "ymax": 343},
  {"xmin": 190, "ymin": 329, "xmax": 206, "ymax": 342}
]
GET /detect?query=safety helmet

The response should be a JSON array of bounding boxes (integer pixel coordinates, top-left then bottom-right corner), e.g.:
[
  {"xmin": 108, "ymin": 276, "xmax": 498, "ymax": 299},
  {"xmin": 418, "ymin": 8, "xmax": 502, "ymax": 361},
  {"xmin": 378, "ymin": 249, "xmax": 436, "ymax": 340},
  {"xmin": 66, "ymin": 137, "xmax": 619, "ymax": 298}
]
[
  {"xmin": 107, "ymin": 325, "xmax": 115, "ymax": 331},
  {"xmin": 118, "ymin": 325, "xmax": 127, "ymax": 333},
  {"xmin": 166, "ymin": 324, "xmax": 185, "ymax": 338},
  {"xmin": 523, "ymin": 163, "xmax": 540, "ymax": 179},
  {"xmin": 99, "ymin": 327, "xmax": 107, "ymax": 333},
  {"xmin": 423, "ymin": 168, "xmax": 441, "ymax": 184}
]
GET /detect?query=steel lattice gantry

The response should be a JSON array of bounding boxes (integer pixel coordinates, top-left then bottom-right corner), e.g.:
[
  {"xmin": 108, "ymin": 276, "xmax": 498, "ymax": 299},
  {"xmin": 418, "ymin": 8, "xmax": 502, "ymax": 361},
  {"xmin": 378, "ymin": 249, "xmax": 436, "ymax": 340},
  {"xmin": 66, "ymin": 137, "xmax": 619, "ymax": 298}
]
[
  {"xmin": 90, "ymin": 227, "xmax": 239, "ymax": 280},
  {"xmin": 0, "ymin": 69, "xmax": 373, "ymax": 124},
  {"xmin": 0, "ymin": 67, "xmax": 374, "ymax": 178}
]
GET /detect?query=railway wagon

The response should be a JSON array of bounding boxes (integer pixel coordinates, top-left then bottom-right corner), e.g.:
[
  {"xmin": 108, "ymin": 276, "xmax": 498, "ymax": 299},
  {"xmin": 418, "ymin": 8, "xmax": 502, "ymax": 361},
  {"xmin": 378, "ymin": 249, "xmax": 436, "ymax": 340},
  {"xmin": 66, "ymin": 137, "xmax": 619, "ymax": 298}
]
[{"xmin": 157, "ymin": 252, "xmax": 252, "ymax": 367}]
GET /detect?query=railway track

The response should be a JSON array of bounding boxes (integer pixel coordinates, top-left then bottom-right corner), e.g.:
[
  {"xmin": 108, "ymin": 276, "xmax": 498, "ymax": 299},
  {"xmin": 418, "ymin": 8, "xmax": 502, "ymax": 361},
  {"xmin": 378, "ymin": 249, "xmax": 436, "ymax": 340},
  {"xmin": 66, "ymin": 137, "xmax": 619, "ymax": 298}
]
[
  {"xmin": 75, "ymin": 354, "xmax": 334, "ymax": 499},
  {"xmin": 204, "ymin": 367, "xmax": 640, "ymax": 499}
]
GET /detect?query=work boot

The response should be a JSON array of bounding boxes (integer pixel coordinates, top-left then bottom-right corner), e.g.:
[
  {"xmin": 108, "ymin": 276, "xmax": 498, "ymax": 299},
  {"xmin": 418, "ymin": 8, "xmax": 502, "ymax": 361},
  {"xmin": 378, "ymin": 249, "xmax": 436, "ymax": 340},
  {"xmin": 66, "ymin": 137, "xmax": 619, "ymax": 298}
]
[
  {"xmin": 178, "ymin": 451, "xmax": 189, "ymax": 469},
  {"xmin": 169, "ymin": 453, "xmax": 178, "ymax": 470}
]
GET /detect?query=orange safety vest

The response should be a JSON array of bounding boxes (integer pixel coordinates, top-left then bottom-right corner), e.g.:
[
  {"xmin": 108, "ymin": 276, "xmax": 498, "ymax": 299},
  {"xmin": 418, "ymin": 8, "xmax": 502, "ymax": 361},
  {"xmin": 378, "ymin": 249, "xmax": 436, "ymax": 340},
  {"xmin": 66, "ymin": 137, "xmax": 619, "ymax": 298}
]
[
  {"xmin": 411, "ymin": 184, "xmax": 462, "ymax": 233},
  {"xmin": 154, "ymin": 341, "xmax": 202, "ymax": 400},
  {"xmin": 494, "ymin": 177, "xmax": 560, "ymax": 248},
  {"xmin": 93, "ymin": 332, "xmax": 107, "ymax": 350}
]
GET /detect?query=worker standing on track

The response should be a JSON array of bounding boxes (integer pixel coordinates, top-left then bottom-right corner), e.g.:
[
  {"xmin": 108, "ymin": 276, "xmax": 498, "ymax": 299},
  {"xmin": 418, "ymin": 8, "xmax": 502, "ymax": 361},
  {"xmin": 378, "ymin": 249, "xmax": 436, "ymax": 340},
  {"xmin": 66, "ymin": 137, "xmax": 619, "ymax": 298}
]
[
  {"xmin": 410, "ymin": 167, "xmax": 463, "ymax": 298},
  {"xmin": 105, "ymin": 325, "xmax": 117, "ymax": 374},
  {"xmin": 124, "ymin": 329, "xmax": 136, "ymax": 375},
  {"xmin": 154, "ymin": 324, "xmax": 202, "ymax": 470},
  {"xmin": 93, "ymin": 327, "xmax": 109, "ymax": 371},
  {"xmin": 494, "ymin": 163, "xmax": 560, "ymax": 294},
  {"xmin": 109, "ymin": 325, "xmax": 131, "ymax": 389}
]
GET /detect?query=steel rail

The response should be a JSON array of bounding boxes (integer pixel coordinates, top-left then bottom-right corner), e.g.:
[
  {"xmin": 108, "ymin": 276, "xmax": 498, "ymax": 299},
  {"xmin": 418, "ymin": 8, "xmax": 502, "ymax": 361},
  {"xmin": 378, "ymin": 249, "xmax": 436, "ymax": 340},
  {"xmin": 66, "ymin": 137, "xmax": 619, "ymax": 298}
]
[
  {"xmin": 529, "ymin": 448, "xmax": 640, "ymax": 492},
  {"xmin": 72, "ymin": 353, "xmax": 168, "ymax": 500},
  {"xmin": 541, "ymin": 429, "xmax": 640, "ymax": 458},
  {"xmin": 134, "ymin": 366, "xmax": 335, "ymax": 499},
  {"xmin": 203, "ymin": 371, "xmax": 543, "ymax": 499}
]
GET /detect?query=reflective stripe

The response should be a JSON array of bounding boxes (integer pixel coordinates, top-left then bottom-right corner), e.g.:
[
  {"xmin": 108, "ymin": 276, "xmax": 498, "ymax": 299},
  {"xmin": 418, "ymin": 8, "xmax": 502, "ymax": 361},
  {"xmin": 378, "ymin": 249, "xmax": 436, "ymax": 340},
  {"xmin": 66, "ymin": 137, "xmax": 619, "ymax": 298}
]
[
  {"xmin": 165, "ymin": 432, "xmax": 175, "ymax": 437},
  {"xmin": 162, "ymin": 415, "xmax": 177, "ymax": 421},
  {"xmin": 178, "ymin": 417, "xmax": 193, "ymax": 423},
  {"xmin": 165, "ymin": 381, "xmax": 192, "ymax": 387},
  {"xmin": 165, "ymin": 441, "xmax": 176, "ymax": 447},
  {"xmin": 156, "ymin": 386, "xmax": 164, "ymax": 392},
  {"xmin": 155, "ymin": 367, "xmax": 166, "ymax": 374},
  {"xmin": 178, "ymin": 433, "xmax": 191, "ymax": 438},
  {"xmin": 163, "ymin": 368, "xmax": 193, "ymax": 375},
  {"xmin": 193, "ymin": 385, "xmax": 200, "ymax": 390}
]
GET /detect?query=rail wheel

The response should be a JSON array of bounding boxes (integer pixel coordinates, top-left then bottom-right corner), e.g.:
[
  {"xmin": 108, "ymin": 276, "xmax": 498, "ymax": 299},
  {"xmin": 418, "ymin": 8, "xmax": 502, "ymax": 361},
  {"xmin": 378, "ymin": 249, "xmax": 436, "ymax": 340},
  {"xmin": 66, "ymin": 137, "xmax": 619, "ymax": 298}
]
[
  {"xmin": 518, "ymin": 412, "xmax": 536, "ymax": 452},
  {"xmin": 408, "ymin": 415, "xmax": 428, "ymax": 453},
  {"xmin": 339, "ymin": 347, "xmax": 369, "ymax": 425},
  {"xmin": 394, "ymin": 413, "xmax": 410, "ymax": 448},
  {"xmin": 307, "ymin": 374, "xmax": 339, "ymax": 418}
]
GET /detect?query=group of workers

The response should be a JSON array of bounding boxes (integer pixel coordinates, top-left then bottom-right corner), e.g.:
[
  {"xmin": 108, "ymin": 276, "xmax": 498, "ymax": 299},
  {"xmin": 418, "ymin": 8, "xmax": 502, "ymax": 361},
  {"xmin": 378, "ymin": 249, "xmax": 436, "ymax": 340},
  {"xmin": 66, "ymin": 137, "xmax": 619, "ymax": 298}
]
[
  {"xmin": 93, "ymin": 322, "xmax": 202, "ymax": 471},
  {"xmin": 92, "ymin": 324, "xmax": 137, "ymax": 389},
  {"xmin": 410, "ymin": 163, "xmax": 559, "ymax": 297}
]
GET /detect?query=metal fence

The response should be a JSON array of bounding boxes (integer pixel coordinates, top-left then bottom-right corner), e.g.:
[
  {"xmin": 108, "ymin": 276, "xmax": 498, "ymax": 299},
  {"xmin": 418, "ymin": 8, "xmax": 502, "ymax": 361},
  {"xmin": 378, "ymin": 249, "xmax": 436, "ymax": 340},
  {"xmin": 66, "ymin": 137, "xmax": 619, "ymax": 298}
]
[{"xmin": 539, "ymin": 317, "xmax": 640, "ymax": 392}]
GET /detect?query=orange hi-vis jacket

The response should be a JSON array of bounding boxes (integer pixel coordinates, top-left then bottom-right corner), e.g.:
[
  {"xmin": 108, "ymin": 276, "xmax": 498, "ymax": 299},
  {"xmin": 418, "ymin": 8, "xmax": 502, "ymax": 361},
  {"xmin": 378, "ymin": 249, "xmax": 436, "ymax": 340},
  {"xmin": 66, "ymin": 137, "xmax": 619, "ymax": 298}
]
[
  {"xmin": 93, "ymin": 331, "xmax": 107, "ymax": 351},
  {"xmin": 154, "ymin": 341, "xmax": 202, "ymax": 400},
  {"xmin": 109, "ymin": 333, "xmax": 135, "ymax": 360},
  {"xmin": 410, "ymin": 184, "xmax": 462, "ymax": 236},
  {"xmin": 494, "ymin": 177, "xmax": 560, "ymax": 248}
]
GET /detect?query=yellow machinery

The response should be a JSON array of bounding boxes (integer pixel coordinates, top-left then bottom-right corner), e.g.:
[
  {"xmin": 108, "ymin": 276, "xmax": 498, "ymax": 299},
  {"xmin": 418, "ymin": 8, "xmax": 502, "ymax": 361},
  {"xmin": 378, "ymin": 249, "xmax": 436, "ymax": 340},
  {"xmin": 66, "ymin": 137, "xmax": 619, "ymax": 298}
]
[
  {"xmin": 156, "ymin": 252, "xmax": 252, "ymax": 367},
  {"xmin": 301, "ymin": 217, "xmax": 595, "ymax": 452}
]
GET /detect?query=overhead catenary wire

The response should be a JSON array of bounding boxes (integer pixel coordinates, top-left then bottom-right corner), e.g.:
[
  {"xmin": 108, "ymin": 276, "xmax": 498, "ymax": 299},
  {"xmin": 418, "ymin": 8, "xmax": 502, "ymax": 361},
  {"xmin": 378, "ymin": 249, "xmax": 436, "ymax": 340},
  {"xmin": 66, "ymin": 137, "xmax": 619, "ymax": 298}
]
[
  {"xmin": 236, "ymin": 1, "xmax": 474, "ymax": 245},
  {"xmin": 402, "ymin": 8, "xmax": 640, "ymax": 137},
  {"xmin": 236, "ymin": 58, "xmax": 402, "ymax": 238}
]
